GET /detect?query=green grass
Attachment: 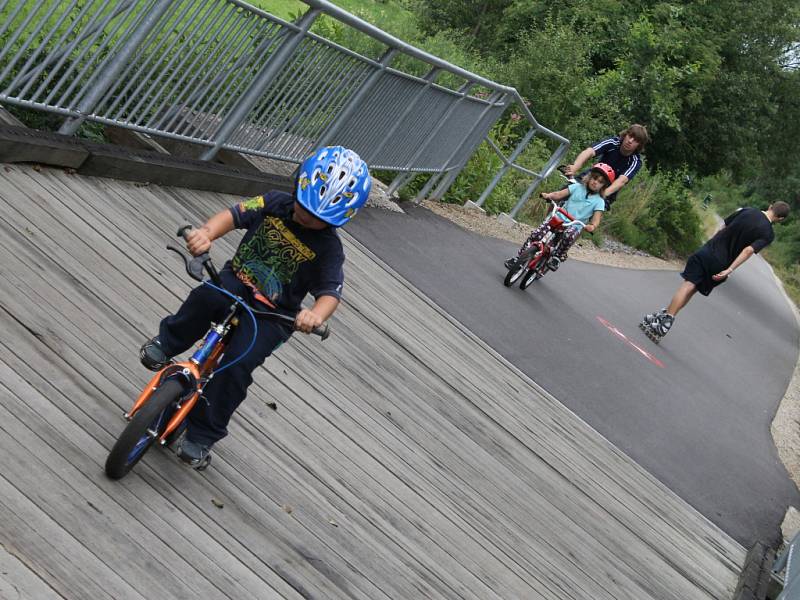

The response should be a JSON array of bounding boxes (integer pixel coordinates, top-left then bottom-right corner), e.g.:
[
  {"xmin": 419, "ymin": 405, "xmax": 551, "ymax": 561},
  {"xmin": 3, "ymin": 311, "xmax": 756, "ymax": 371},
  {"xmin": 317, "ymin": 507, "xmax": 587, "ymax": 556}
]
[{"xmin": 249, "ymin": 0, "xmax": 418, "ymax": 39}]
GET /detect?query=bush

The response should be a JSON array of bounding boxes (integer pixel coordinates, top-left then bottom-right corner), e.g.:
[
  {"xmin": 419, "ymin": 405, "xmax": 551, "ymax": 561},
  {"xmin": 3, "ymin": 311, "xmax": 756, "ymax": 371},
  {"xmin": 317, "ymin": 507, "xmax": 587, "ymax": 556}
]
[{"xmin": 604, "ymin": 169, "xmax": 703, "ymax": 257}]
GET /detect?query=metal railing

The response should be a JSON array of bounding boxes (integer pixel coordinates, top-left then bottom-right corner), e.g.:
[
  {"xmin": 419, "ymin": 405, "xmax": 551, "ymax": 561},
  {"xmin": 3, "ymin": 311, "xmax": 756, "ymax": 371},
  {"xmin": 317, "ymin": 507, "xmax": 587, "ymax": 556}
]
[
  {"xmin": 0, "ymin": 0, "xmax": 568, "ymax": 217},
  {"xmin": 773, "ymin": 532, "xmax": 800, "ymax": 599}
]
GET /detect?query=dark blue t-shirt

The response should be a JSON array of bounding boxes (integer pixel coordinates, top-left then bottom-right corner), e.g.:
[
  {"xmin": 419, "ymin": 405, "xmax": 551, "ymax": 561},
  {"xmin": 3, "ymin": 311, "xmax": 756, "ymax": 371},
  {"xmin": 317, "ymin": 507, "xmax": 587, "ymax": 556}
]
[
  {"xmin": 592, "ymin": 136, "xmax": 643, "ymax": 180},
  {"xmin": 227, "ymin": 191, "xmax": 344, "ymax": 314}
]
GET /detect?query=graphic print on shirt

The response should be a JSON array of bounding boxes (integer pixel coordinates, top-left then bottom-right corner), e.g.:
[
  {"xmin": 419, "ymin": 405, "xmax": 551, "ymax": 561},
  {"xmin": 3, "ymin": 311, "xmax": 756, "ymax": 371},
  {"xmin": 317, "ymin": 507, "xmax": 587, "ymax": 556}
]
[{"xmin": 233, "ymin": 216, "xmax": 316, "ymax": 306}]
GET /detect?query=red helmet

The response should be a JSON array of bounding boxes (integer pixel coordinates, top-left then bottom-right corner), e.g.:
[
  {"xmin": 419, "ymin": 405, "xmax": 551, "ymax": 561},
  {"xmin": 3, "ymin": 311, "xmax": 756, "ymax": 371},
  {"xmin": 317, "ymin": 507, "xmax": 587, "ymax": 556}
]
[{"xmin": 591, "ymin": 162, "xmax": 616, "ymax": 184}]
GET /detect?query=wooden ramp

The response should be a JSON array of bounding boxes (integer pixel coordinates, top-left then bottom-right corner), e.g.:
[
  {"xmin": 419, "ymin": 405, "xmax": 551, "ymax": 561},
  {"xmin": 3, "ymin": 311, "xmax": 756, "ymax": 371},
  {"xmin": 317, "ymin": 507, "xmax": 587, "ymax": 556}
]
[{"xmin": 0, "ymin": 163, "xmax": 744, "ymax": 599}]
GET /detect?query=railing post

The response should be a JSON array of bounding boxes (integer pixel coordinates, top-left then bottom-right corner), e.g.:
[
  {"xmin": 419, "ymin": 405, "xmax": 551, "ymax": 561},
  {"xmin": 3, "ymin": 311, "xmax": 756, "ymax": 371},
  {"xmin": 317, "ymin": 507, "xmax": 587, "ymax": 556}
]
[
  {"xmin": 413, "ymin": 172, "xmax": 444, "ymax": 203},
  {"xmin": 430, "ymin": 169, "xmax": 460, "ymax": 201},
  {"xmin": 387, "ymin": 171, "xmax": 415, "ymax": 196},
  {"xmin": 58, "ymin": 0, "xmax": 174, "ymax": 135},
  {"xmin": 316, "ymin": 47, "xmax": 398, "ymax": 148},
  {"xmin": 473, "ymin": 125, "xmax": 537, "ymax": 208},
  {"xmin": 506, "ymin": 140, "xmax": 570, "ymax": 219},
  {"xmin": 199, "ymin": 7, "xmax": 322, "ymax": 161}
]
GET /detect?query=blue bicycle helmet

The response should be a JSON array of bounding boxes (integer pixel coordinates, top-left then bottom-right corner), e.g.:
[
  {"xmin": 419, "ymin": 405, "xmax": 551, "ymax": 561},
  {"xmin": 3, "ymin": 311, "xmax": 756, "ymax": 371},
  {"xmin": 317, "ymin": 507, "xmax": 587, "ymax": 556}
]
[{"xmin": 296, "ymin": 146, "xmax": 371, "ymax": 227}]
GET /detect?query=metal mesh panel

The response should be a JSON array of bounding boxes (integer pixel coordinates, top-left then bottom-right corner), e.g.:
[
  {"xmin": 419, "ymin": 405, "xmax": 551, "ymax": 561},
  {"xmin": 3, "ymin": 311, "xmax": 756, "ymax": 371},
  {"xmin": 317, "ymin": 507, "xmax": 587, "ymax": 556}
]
[
  {"xmin": 0, "ymin": 0, "xmax": 151, "ymax": 112},
  {"xmin": 334, "ymin": 74, "xmax": 465, "ymax": 170},
  {"xmin": 224, "ymin": 36, "xmax": 373, "ymax": 162},
  {"xmin": 434, "ymin": 101, "xmax": 507, "ymax": 169},
  {"xmin": 94, "ymin": 1, "xmax": 286, "ymax": 141}
]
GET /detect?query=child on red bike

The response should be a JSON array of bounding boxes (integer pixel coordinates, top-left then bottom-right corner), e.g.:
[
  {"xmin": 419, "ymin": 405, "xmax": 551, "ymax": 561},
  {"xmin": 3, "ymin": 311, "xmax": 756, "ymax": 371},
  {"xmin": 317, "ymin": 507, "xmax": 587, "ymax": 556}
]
[
  {"xmin": 139, "ymin": 146, "xmax": 371, "ymax": 469},
  {"xmin": 504, "ymin": 163, "xmax": 615, "ymax": 271}
]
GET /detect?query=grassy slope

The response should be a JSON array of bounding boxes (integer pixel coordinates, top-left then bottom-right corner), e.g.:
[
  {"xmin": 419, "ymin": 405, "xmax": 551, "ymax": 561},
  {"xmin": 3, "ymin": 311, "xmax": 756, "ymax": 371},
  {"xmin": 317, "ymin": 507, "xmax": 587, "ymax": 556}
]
[{"xmin": 251, "ymin": 0, "xmax": 415, "ymax": 34}]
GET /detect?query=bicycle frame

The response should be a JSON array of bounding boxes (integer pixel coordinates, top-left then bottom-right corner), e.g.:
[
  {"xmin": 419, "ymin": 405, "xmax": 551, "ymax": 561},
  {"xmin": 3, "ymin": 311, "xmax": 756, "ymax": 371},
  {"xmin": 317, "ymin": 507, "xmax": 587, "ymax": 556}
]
[
  {"xmin": 520, "ymin": 200, "xmax": 585, "ymax": 266},
  {"xmin": 125, "ymin": 304, "xmax": 239, "ymax": 445}
]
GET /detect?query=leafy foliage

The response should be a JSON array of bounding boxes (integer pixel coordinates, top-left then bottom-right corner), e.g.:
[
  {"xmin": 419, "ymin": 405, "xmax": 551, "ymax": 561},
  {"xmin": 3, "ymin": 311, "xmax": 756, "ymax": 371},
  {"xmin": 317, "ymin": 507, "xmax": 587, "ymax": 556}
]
[{"xmin": 604, "ymin": 169, "xmax": 702, "ymax": 256}]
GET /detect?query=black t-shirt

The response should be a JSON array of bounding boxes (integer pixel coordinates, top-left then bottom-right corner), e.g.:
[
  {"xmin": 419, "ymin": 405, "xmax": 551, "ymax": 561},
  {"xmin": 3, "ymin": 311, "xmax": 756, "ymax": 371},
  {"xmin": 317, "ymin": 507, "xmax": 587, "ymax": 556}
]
[
  {"xmin": 705, "ymin": 207, "xmax": 774, "ymax": 267},
  {"xmin": 227, "ymin": 191, "xmax": 345, "ymax": 314}
]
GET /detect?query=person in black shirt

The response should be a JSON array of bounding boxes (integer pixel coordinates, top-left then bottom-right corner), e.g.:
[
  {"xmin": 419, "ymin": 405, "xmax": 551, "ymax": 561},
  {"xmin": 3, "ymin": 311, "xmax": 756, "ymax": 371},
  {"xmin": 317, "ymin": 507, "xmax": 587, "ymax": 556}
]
[
  {"xmin": 640, "ymin": 202, "xmax": 790, "ymax": 342},
  {"xmin": 138, "ymin": 146, "xmax": 372, "ymax": 468}
]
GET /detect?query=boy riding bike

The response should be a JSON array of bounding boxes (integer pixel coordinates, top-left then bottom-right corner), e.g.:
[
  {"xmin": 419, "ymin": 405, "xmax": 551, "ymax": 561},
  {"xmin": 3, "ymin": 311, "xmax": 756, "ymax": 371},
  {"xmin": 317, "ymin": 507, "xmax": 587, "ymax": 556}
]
[
  {"xmin": 504, "ymin": 163, "xmax": 615, "ymax": 271},
  {"xmin": 139, "ymin": 146, "xmax": 371, "ymax": 469}
]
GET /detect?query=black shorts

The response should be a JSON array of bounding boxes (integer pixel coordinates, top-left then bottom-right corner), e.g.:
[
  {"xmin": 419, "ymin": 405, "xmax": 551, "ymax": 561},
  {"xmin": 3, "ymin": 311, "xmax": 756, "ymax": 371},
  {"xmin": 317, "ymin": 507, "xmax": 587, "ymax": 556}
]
[{"xmin": 681, "ymin": 248, "xmax": 726, "ymax": 296}]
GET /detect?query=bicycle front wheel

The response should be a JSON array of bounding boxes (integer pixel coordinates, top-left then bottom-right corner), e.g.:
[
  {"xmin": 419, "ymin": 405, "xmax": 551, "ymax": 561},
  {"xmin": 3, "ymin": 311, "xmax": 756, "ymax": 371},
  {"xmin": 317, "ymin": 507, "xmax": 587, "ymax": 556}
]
[
  {"xmin": 105, "ymin": 378, "xmax": 183, "ymax": 480},
  {"xmin": 520, "ymin": 253, "xmax": 545, "ymax": 290},
  {"xmin": 503, "ymin": 261, "xmax": 528, "ymax": 286}
]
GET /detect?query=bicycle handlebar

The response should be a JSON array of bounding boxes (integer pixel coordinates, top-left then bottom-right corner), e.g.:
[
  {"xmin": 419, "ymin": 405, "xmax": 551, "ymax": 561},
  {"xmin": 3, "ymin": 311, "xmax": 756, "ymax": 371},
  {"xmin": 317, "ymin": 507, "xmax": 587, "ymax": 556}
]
[
  {"xmin": 536, "ymin": 196, "xmax": 589, "ymax": 232},
  {"xmin": 169, "ymin": 225, "xmax": 329, "ymax": 340}
]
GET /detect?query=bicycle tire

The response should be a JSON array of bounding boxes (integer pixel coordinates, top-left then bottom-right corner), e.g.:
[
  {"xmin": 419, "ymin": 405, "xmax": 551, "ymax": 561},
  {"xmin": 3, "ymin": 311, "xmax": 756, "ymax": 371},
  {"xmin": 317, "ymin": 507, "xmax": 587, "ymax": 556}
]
[
  {"xmin": 520, "ymin": 253, "xmax": 545, "ymax": 290},
  {"xmin": 503, "ymin": 262, "xmax": 527, "ymax": 287},
  {"xmin": 105, "ymin": 378, "xmax": 183, "ymax": 480}
]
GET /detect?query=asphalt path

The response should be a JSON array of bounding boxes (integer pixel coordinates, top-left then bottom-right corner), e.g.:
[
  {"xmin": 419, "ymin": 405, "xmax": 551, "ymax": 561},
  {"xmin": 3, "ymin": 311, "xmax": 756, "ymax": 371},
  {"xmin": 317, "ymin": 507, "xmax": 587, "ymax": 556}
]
[{"xmin": 347, "ymin": 202, "xmax": 800, "ymax": 547}]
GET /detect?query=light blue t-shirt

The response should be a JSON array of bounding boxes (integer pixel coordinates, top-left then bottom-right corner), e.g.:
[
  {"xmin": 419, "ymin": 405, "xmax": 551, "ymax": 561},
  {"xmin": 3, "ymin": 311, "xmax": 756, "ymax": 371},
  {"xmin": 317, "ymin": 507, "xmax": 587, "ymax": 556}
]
[{"xmin": 561, "ymin": 182, "xmax": 605, "ymax": 224}]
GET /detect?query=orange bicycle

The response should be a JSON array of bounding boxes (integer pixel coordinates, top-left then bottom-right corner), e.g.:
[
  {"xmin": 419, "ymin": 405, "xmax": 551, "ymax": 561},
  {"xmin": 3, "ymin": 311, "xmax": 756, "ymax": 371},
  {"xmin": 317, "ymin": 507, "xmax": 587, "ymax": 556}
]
[{"xmin": 105, "ymin": 226, "xmax": 328, "ymax": 479}]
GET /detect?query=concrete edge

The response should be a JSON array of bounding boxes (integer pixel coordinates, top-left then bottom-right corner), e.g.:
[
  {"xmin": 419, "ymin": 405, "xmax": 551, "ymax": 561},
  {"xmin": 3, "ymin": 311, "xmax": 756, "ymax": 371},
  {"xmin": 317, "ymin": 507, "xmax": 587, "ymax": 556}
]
[
  {"xmin": 0, "ymin": 124, "xmax": 404, "ymax": 211},
  {"xmin": 732, "ymin": 542, "xmax": 776, "ymax": 600},
  {"xmin": 0, "ymin": 125, "xmax": 293, "ymax": 196}
]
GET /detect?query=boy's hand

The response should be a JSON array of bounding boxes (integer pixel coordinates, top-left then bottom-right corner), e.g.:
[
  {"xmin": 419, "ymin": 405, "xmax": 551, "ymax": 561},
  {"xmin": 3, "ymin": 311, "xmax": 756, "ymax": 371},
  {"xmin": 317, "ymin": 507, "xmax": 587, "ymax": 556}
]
[
  {"xmin": 541, "ymin": 192, "xmax": 553, "ymax": 201},
  {"xmin": 295, "ymin": 308, "xmax": 324, "ymax": 334},
  {"xmin": 186, "ymin": 226, "xmax": 212, "ymax": 256},
  {"xmin": 584, "ymin": 224, "xmax": 596, "ymax": 233},
  {"xmin": 564, "ymin": 164, "xmax": 576, "ymax": 177}
]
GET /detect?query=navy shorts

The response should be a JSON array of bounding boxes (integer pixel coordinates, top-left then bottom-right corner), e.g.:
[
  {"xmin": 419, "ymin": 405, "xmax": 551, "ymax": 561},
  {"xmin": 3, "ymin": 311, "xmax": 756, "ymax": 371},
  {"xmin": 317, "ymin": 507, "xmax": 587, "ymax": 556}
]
[{"xmin": 681, "ymin": 248, "xmax": 726, "ymax": 296}]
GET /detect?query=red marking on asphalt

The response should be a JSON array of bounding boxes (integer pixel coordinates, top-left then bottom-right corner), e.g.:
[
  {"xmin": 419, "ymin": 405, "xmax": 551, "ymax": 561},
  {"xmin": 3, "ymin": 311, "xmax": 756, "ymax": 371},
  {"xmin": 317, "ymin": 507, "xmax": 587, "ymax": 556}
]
[{"xmin": 596, "ymin": 316, "xmax": 665, "ymax": 368}]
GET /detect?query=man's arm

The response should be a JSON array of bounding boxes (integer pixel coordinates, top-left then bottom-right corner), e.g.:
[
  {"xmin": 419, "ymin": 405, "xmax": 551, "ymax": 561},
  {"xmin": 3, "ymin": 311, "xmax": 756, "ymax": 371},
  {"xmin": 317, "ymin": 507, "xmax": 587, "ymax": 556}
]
[
  {"xmin": 601, "ymin": 174, "xmax": 629, "ymax": 199},
  {"xmin": 712, "ymin": 246, "xmax": 755, "ymax": 281},
  {"xmin": 565, "ymin": 147, "xmax": 596, "ymax": 177},
  {"xmin": 296, "ymin": 295, "xmax": 339, "ymax": 333},
  {"xmin": 186, "ymin": 209, "xmax": 235, "ymax": 256}
]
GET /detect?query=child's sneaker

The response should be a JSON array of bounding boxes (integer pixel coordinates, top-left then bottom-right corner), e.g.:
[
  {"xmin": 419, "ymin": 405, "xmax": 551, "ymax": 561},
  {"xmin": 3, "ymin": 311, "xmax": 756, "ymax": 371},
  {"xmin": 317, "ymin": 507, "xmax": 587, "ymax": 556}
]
[
  {"xmin": 639, "ymin": 309, "xmax": 674, "ymax": 343},
  {"xmin": 139, "ymin": 337, "xmax": 171, "ymax": 371},
  {"xmin": 547, "ymin": 255, "xmax": 560, "ymax": 271},
  {"xmin": 504, "ymin": 257, "xmax": 518, "ymax": 270},
  {"xmin": 177, "ymin": 437, "xmax": 212, "ymax": 470}
]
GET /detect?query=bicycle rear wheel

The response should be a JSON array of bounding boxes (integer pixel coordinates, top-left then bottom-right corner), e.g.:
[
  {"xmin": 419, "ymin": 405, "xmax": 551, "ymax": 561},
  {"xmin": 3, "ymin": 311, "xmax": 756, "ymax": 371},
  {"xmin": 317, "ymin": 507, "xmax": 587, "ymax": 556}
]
[{"xmin": 105, "ymin": 378, "xmax": 183, "ymax": 480}]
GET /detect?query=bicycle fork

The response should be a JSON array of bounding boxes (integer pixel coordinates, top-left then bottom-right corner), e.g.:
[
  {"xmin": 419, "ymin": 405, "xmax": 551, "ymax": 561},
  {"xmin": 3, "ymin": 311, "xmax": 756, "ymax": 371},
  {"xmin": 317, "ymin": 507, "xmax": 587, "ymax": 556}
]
[{"xmin": 125, "ymin": 316, "xmax": 235, "ymax": 444}]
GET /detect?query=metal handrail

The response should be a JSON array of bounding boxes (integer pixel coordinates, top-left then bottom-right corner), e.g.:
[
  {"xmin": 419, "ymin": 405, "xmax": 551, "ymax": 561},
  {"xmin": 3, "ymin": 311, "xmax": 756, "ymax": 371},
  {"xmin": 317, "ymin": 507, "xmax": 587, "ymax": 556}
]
[{"xmin": 0, "ymin": 0, "xmax": 568, "ymax": 218}]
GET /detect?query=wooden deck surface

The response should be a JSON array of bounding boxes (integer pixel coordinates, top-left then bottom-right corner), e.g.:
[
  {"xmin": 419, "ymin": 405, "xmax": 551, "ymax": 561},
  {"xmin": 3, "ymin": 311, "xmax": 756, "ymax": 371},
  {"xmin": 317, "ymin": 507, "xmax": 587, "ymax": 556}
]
[{"xmin": 0, "ymin": 163, "xmax": 745, "ymax": 599}]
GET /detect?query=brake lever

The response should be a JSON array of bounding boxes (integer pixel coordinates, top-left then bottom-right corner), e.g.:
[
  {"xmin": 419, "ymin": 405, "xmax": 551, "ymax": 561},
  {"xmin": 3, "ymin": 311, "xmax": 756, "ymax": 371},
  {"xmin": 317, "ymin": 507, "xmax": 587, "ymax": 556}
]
[
  {"xmin": 166, "ymin": 244, "xmax": 206, "ymax": 282},
  {"xmin": 175, "ymin": 224, "xmax": 221, "ymax": 285}
]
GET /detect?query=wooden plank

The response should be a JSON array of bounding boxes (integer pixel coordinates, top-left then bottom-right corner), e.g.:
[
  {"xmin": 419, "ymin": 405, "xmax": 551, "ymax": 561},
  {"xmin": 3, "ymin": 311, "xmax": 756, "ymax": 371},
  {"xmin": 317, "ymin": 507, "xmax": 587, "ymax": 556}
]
[
  {"xmin": 0, "ymin": 364, "xmax": 342, "ymax": 600},
  {"xmin": 0, "ymin": 543, "xmax": 63, "ymax": 600}
]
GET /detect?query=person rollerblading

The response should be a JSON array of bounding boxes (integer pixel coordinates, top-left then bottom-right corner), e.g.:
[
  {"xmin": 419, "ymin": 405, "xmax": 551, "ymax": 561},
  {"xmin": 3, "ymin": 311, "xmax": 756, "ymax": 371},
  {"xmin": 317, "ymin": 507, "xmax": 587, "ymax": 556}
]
[{"xmin": 639, "ymin": 201, "xmax": 789, "ymax": 343}]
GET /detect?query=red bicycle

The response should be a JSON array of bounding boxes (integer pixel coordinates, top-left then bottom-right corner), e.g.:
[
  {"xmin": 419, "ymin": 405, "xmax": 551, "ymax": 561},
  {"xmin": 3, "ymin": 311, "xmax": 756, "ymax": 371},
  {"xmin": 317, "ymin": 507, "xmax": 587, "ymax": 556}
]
[{"xmin": 503, "ymin": 198, "xmax": 586, "ymax": 290}]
